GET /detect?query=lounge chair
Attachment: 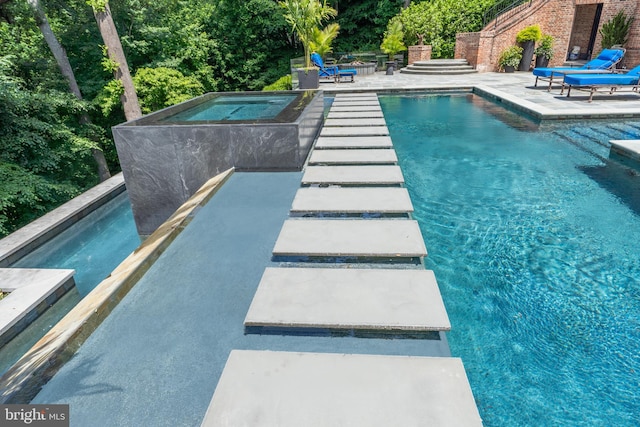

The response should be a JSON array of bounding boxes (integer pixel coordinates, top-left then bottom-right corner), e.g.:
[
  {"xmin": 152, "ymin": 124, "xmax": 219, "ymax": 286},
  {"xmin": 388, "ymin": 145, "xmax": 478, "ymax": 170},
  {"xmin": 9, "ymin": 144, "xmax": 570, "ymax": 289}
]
[
  {"xmin": 311, "ymin": 53, "xmax": 357, "ymax": 83},
  {"xmin": 562, "ymin": 64, "xmax": 640, "ymax": 102},
  {"xmin": 532, "ymin": 48, "xmax": 625, "ymax": 91}
]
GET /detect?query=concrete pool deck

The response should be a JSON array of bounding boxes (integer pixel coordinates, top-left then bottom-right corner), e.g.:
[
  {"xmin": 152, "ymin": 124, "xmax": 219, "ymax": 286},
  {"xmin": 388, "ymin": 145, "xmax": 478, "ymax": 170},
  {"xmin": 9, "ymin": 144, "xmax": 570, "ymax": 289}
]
[{"xmin": 5, "ymin": 70, "xmax": 640, "ymax": 424}]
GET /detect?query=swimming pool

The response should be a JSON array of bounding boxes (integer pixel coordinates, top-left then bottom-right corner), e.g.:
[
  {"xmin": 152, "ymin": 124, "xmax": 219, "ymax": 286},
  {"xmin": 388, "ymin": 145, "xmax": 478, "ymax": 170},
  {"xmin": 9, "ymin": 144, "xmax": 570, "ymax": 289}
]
[
  {"xmin": 380, "ymin": 94, "xmax": 640, "ymax": 426},
  {"xmin": 0, "ymin": 192, "xmax": 140, "ymax": 375}
]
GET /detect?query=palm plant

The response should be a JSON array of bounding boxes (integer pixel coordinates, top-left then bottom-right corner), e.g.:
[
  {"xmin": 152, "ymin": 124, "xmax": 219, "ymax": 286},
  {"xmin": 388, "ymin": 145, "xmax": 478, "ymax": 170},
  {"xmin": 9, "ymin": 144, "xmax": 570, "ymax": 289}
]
[
  {"xmin": 310, "ymin": 23, "xmax": 340, "ymax": 60},
  {"xmin": 600, "ymin": 11, "xmax": 634, "ymax": 49},
  {"xmin": 380, "ymin": 19, "xmax": 407, "ymax": 60},
  {"xmin": 279, "ymin": 0, "xmax": 337, "ymax": 69}
]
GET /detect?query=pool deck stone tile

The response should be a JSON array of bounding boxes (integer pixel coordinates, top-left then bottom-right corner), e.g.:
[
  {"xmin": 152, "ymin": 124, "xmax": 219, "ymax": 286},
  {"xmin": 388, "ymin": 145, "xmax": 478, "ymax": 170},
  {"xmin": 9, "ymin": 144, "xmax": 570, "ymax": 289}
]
[
  {"xmin": 314, "ymin": 136, "xmax": 393, "ymax": 149},
  {"xmin": 320, "ymin": 125, "xmax": 389, "ymax": 137},
  {"xmin": 244, "ymin": 267, "xmax": 450, "ymax": 332},
  {"xmin": 308, "ymin": 148, "xmax": 397, "ymax": 165},
  {"xmin": 302, "ymin": 165, "xmax": 404, "ymax": 185},
  {"xmin": 272, "ymin": 219, "xmax": 427, "ymax": 258},
  {"xmin": 201, "ymin": 350, "xmax": 482, "ymax": 427},
  {"xmin": 290, "ymin": 187, "xmax": 413, "ymax": 214},
  {"xmin": 327, "ymin": 105, "xmax": 383, "ymax": 112}
]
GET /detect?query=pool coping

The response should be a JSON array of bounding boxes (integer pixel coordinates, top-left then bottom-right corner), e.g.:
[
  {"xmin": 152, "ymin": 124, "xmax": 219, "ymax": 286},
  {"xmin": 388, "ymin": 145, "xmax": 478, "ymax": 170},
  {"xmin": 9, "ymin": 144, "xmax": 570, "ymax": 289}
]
[
  {"xmin": 0, "ymin": 174, "xmax": 126, "ymax": 268},
  {"xmin": 0, "ymin": 168, "xmax": 234, "ymax": 403}
]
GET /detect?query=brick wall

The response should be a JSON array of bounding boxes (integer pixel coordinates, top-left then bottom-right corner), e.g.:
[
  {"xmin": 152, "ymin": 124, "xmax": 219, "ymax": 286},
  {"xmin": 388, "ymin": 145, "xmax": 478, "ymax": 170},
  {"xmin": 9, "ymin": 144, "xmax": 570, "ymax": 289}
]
[{"xmin": 455, "ymin": 0, "xmax": 640, "ymax": 72}]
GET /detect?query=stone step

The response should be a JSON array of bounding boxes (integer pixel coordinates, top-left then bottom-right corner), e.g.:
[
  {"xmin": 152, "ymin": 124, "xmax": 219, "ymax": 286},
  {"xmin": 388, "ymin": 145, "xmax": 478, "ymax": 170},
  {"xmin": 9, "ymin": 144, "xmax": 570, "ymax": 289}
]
[
  {"xmin": 302, "ymin": 165, "xmax": 404, "ymax": 185},
  {"xmin": 320, "ymin": 126, "xmax": 389, "ymax": 137},
  {"xmin": 323, "ymin": 118, "xmax": 387, "ymax": 127},
  {"xmin": 244, "ymin": 268, "xmax": 451, "ymax": 334},
  {"xmin": 290, "ymin": 187, "xmax": 413, "ymax": 214},
  {"xmin": 412, "ymin": 59, "xmax": 470, "ymax": 66},
  {"xmin": 314, "ymin": 136, "xmax": 393, "ymax": 149},
  {"xmin": 202, "ymin": 350, "xmax": 483, "ymax": 427},
  {"xmin": 308, "ymin": 149, "xmax": 397, "ymax": 165},
  {"xmin": 400, "ymin": 67, "xmax": 478, "ymax": 75},
  {"xmin": 406, "ymin": 64, "xmax": 475, "ymax": 71},
  {"xmin": 272, "ymin": 219, "xmax": 427, "ymax": 258},
  {"xmin": 327, "ymin": 111, "xmax": 385, "ymax": 119}
]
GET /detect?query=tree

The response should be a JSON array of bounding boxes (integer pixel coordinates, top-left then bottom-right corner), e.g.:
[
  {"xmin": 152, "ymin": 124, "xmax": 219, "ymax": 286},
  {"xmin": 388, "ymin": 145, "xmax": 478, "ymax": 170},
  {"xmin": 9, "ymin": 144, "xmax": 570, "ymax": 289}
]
[
  {"xmin": 87, "ymin": 0, "xmax": 141, "ymax": 121},
  {"xmin": 26, "ymin": 0, "xmax": 110, "ymax": 181},
  {"xmin": 279, "ymin": 0, "xmax": 337, "ymax": 69}
]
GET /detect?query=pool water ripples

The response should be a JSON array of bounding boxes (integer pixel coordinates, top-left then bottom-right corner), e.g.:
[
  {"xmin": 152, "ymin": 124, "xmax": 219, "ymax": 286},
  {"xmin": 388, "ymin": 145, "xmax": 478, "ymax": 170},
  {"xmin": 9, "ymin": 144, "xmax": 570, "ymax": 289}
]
[{"xmin": 381, "ymin": 94, "xmax": 640, "ymax": 426}]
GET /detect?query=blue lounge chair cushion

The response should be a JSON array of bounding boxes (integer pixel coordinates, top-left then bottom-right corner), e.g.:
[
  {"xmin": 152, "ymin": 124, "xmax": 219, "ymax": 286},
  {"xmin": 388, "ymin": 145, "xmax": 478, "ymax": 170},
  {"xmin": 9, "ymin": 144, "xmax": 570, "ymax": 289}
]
[
  {"xmin": 311, "ymin": 53, "xmax": 357, "ymax": 80},
  {"xmin": 532, "ymin": 48, "xmax": 624, "ymax": 77},
  {"xmin": 563, "ymin": 64, "xmax": 640, "ymax": 87}
]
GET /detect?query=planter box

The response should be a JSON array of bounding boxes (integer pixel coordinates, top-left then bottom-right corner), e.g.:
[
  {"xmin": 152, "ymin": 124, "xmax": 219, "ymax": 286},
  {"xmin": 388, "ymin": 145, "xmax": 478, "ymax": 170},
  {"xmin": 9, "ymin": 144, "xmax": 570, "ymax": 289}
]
[
  {"xmin": 297, "ymin": 68, "xmax": 319, "ymax": 89},
  {"xmin": 338, "ymin": 63, "xmax": 376, "ymax": 75}
]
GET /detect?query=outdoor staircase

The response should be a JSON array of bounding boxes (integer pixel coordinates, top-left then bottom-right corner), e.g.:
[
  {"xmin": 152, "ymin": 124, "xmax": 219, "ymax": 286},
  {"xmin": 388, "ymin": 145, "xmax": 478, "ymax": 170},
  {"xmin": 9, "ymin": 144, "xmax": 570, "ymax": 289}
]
[{"xmin": 400, "ymin": 59, "xmax": 477, "ymax": 75}]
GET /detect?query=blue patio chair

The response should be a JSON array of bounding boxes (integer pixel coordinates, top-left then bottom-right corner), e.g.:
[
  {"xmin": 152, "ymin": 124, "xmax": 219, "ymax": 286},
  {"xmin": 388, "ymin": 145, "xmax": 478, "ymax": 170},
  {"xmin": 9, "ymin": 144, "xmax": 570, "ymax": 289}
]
[
  {"xmin": 532, "ymin": 48, "xmax": 625, "ymax": 91},
  {"xmin": 311, "ymin": 53, "xmax": 357, "ymax": 83},
  {"xmin": 562, "ymin": 64, "xmax": 640, "ymax": 102}
]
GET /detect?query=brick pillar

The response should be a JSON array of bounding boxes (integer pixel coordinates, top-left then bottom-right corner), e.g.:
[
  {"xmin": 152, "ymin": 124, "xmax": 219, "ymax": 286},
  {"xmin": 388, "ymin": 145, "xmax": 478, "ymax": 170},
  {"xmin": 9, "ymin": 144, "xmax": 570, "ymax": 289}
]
[{"xmin": 408, "ymin": 45, "xmax": 432, "ymax": 65}]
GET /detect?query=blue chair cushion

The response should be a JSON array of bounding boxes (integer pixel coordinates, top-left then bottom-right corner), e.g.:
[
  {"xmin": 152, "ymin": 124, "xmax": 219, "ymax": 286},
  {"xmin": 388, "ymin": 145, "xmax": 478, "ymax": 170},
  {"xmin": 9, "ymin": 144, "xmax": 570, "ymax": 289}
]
[{"xmin": 563, "ymin": 74, "xmax": 639, "ymax": 86}]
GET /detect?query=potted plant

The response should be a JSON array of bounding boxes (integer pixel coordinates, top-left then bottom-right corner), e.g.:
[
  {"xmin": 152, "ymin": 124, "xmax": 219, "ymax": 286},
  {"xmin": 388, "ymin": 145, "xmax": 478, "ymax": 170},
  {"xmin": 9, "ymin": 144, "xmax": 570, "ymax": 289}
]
[
  {"xmin": 498, "ymin": 45, "xmax": 523, "ymax": 73},
  {"xmin": 516, "ymin": 24, "xmax": 542, "ymax": 71},
  {"xmin": 380, "ymin": 19, "xmax": 406, "ymax": 75},
  {"xmin": 600, "ymin": 11, "xmax": 634, "ymax": 49},
  {"xmin": 279, "ymin": 0, "xmax": 337, "ymax": 89},
  {"xmin": 534, "ymin": 34, "xmax": 554, "ymax": 68}
]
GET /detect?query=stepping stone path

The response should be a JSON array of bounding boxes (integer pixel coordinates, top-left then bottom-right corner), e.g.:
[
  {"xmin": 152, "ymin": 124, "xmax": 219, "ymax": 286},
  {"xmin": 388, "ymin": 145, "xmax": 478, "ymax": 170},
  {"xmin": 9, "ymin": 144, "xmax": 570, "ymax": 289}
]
[{"xmin": 203, "ymin": 93, "xmax": 482, "ymax": 426}]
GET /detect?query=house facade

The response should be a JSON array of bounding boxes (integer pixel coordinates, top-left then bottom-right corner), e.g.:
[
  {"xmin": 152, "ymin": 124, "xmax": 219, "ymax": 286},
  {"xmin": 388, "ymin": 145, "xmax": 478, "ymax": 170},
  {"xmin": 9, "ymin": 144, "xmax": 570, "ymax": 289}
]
[{"xmin": 455, "ymin": 0, "xmax": 640, "ymax": 71}]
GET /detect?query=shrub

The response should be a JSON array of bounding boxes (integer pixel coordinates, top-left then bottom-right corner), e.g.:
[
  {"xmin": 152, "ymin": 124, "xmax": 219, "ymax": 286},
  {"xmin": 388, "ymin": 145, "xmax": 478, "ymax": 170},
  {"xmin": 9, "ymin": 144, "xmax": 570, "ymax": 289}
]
[
  {"xmin": 600, "ymin": 11, "xmax": 634, "ymax": 49},
  {"xmin": 534, "ymin": 34, "xmax": 554, "ymax": 60},
  {"xmin": 262, "ymin": 75, "xmax": 293, "ymax": 91},
  {"xmin": 516, "ymin": 25, "xmax": 542, "ymax": 43},
  {"xmin": 499, "ymin": 45, "xmax": 523, "ymax": 68}
]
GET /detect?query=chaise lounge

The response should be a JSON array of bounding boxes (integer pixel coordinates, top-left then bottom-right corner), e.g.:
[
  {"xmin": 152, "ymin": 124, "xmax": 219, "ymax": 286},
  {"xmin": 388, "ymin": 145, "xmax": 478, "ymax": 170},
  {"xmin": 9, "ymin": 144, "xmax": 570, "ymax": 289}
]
[
  {"xmin": 311, "ymin": 53, "xmax": 357, "ymax": 83},
  {"xmin": 562, "ymin": 64, "xmax": 640, "ymax": 102},
  {"xmin": 532, "ymin": 48, "xmax": 625, "ymax": 91}
]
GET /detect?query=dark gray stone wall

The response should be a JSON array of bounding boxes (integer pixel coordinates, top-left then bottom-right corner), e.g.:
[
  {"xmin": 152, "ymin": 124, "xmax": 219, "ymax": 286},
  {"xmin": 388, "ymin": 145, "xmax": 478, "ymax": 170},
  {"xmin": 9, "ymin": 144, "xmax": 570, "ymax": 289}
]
[{"xmin": 113, "ymin": 91, "xmax": 323, "ymax": 235}]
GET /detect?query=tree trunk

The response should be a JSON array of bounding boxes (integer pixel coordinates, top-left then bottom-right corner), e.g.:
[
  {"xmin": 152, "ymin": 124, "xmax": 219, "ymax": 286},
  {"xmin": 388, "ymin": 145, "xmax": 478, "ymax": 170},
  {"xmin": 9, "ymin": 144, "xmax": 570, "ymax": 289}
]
[
  {"xmin": 403, "ymin": 0, "xmax": 411, "ymax": 8},
  {"xmin": 92, "ymin": 2, "xmax": 142, "ymax": 121},
  {"xmin": 27, "ymin": 0, "xmax": 112, "ymax": 181}
]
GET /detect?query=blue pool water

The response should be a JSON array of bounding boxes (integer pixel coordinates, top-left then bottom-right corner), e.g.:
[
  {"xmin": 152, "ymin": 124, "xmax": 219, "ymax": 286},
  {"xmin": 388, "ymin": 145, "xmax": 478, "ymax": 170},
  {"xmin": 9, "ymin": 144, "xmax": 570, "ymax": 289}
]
[
  {"xmin": 380, "ymin": 94, "xmax": 640, "ymax": 426},
  {"xmin": 0, "ymin": 192, "xmax": 140, "ymax": 375},
  {"xmin": 162, "ymin": 94, "xmax": 298, "ymax": 122}
]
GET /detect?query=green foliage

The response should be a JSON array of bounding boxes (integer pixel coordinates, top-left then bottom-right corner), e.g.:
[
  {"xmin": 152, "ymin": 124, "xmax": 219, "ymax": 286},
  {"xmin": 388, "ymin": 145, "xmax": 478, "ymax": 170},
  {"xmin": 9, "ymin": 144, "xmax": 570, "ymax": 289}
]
[
  {"xmin": 0, "ymin": 56, "xmax": 98, "ymax": 236},
  {"xmin": 331, "ymin": 0, "xmax": 404, "ymax": 52},
  {"xmin": 262, "ymin": 75, "xmax": 293, "ymax": 91},
  {"xmin": 516, "ymin": 25, "xmax": 542, "ymax": 43},
  {"xmin": 395, "ymin": 0, "xmax": 495, "ymax": 58},
  {"xmin": 310, "ymin": 23, "xmax": 340, "ymax": 59},
  {"xmin": 498, "ymin": 45, "xmax": 523, "ymax": 68},
  {"xmin": 600, "ymin": 11, "xmax": 634, "ymax": 49},
  {"xmin": 86, "ymin": 0, "xmax": 108, "ymax": 13},
  {"xmin": 534, "ymin": 34, "xmax": 554, "ymax": 60},
  {"xmin": 279, "ymin": 0, "xmax": 337, "ymax": 68},
  {"xmin": 133, "ymin": 67, "xmax": 205, "ymax": 114},
  {"xmin": 380, "ymin": 18, "xmax": 406, "ymax": 58}
]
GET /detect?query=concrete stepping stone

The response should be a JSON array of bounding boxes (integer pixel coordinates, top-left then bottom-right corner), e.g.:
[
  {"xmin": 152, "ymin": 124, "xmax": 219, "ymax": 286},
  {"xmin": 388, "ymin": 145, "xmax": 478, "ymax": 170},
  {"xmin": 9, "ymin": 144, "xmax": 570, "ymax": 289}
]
[
  {"xmin": 328, "ymin": 105, "xmax": 382, "ymax": 112},
  {"xmin": 302, "ymin": 165, "xmax": 404, "ymax": 185},
  {"xmin": 0, "ymin": 268, "xmax": 75, "ymax": 347},
  {"xmin": 324, "ymin": 118, "xmax": 387, "ymax": 127},
  {"xmin": 320, "ymin": 126, "xmax": 389, "ymax": 137},
  {"xmin": 315, "ymin": 136, "xmax": 393, "ymax": 149},
  {"xmin": 201, "ymin": 350, "xmax": 483, "ymax": 427},
  {"xmin": 327, "ymin": 111, "xmax": 384, "ymax": 119},
  {"xmin": 308, "ymin": 149, "xmax": 397, "ymax": 165},
  {"xmin": 334, "ymin": 92, "xmax": 377, "ymax": 98},
  {"xmin": 272, "ymin": 219, "xmax": 427, "ymax": 258},
  {"xmin": 290, "ymin": 187, "xmax": 413, "ymax": 214},
  {"xmin": 331, "ymin": 100, "xmax": 380, "ymax": 107},
  {"xmin": 244, "ymin": 268, "xmax": 450, "ymax": 334}
]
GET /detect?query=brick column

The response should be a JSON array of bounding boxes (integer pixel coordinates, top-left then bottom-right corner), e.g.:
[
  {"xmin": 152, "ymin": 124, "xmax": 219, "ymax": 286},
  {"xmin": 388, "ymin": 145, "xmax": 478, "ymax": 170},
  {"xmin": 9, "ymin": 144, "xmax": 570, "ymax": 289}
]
[{"xmin": 408, "ymin": 45, "xmax": 432, "ymax": 65}]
